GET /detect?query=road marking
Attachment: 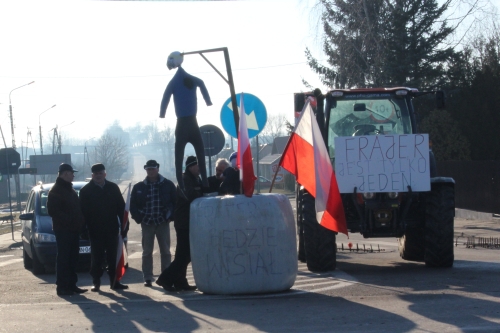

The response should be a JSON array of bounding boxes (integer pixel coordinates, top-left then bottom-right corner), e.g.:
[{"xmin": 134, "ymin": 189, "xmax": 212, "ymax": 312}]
[
  {"xmin": 0, "ymin": 259, "xmax": 22, "ymax": 267},
  {"xmin": 0, "ymin": 255, "xmax": 14, "ymax": 258},
  {"xmin": 128, "ymin": 252, "xmax": 143, "ymax": 259}
]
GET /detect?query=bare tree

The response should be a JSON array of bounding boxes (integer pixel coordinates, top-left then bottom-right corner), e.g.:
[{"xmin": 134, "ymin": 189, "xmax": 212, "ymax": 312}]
[
  {"xmin": 259, "ymin": 113, "xmax": 288, "ymax": 144},
  {"xmin": 91, "ymin": 132, "xmax": 129, "ymax": 180}
]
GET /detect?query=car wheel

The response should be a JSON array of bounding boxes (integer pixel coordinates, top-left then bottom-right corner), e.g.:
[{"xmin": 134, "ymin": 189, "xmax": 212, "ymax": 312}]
[
  {"xmin": 31, "ymin": 243, "xmax": 46, "ymax": 275},
  {"xmin": 23, "ymin": 246, "xmax": 33, "ymax": 269},
  {"xmin": 398, "ymin": 226, "xmax": 425, "ymax": 261}
]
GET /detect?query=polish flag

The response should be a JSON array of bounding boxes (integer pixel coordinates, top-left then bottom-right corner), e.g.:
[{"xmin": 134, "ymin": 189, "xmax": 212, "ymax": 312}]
[
  {"xmin": 280, "ymin": 100, "xmax": 348, "ymax": 235},
  {"xmin": 115, "ymin": 183, "xmax": 131, "ymax": 283},
  {"xmin": 237, "ymin": 93, "xmax": 257, "ymax": 197}
]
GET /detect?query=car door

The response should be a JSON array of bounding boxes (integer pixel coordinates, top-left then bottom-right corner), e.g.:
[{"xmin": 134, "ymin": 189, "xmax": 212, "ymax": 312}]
[{"xmin": 21, "ymin": 190, "xmax": 36, "ymax": 256}]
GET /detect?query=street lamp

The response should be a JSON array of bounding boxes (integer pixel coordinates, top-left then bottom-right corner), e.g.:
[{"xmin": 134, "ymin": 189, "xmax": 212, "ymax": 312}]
[
  {"xmin": 38, "ymin": 104, "xmax": 56, "ymax": 155},
  {"xmin": 9, "ymin": 81, "xmax": 35, "ymax": 149}
]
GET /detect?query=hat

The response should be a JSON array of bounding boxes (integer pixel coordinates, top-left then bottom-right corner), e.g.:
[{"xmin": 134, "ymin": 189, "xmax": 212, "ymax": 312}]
[
  {"xmin": 59, "ymin": 163, "xmax": 77, "ymax": 173},
  {"xmin": 91, "ymin": 163, "xmax": 105, "ymax": 173},
  {"xmin": 144, "ymin": 160, "xmax": 160, "ymax": 169},
  {"xmin": 229, "ymin": 152, "xmax": 238, "ymax": 168},
  {"xmin": 185, "ymin": 156, "xmax": 197, "ymax": 168}
]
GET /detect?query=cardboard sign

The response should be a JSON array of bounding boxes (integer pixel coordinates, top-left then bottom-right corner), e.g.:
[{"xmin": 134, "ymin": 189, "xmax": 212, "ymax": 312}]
[{"xmin": 334, "ymin": 134, "xmax": 430, "ymax": 193}]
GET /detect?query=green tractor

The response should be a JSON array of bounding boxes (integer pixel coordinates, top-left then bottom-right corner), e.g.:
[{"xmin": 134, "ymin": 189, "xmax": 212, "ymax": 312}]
[{"xmin": 295, "ymin": 88, "xmax": 455, "ymax": 272}]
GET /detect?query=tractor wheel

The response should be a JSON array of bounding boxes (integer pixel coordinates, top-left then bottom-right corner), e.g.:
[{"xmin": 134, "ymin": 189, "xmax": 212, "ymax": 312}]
[
  {"xmin": 302, "ymin": 191, "xmax": 336, "ymax": 272},
  {"xmin": 31, "ymin": 243, "xmax": 46, "ymax": 275},
  {"xmin": 398, "ymin": 226, "xmax": 425, "ymax": 261},
  {"xmin": 297, "ymin": 188, "xmax": 306, "ymax": 263},
  {"xmin": 23, "ymin": 246, "xmax": 33, "ymax": 269},
  {"xmin": 424, "ymin": 183, "xmax": 455, "ymax": 267}
]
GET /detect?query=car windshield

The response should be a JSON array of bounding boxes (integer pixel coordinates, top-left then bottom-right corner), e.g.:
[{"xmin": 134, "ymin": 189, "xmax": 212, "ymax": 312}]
[
  {"xmin": 327, "ymin": 95, "xmax": 413, "ymax": 159},
  {"xmin": 40, "ymin": 189, "xmax": 81, "ymax": 216}
]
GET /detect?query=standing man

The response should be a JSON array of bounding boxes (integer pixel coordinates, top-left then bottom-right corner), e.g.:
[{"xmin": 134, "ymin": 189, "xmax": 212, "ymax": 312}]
[
  {"xmin": 79, "ymin": 163, "xmax": 128, "ymax": 292},
  {"xmin": 156, "ymin": 156, "xmax": 202, "ymax": 291},
  {"xmin": 47, "ymin": 163, "xmax": 87, "ymax": 296},
  {"xmin": 207, "ymin": 158, "xmax": 229, "ymax": 193},
  {"xmin": 130, "ymin": 160, "xmax": 176, "ymax": 287}
]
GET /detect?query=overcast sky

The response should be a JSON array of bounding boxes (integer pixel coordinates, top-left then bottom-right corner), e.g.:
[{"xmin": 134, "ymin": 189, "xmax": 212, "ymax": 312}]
[{"xmin": 0, "ymin": 0, "xmax": 498, "ymax": 149}]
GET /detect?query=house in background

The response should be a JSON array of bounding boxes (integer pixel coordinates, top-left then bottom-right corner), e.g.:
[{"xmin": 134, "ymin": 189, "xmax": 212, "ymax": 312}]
[{"xmin": 257, "ymin": 136, "xmax": 290, "ymax": 185}]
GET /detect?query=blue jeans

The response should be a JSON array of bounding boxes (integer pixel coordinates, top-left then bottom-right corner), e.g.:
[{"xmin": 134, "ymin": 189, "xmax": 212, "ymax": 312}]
[
  {"xmin": 54, "ymin": 230, "xmax": 80, "ymax": 291},
  {"xmin": 141, "ymin": 222, "xmax": 171, "ymax": 281}
]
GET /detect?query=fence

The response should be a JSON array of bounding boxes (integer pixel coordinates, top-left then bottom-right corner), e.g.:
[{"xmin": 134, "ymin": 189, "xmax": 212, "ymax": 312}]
[{"xmin": 437, "ymin": 160, "xmax": 500, "ymax": 214}]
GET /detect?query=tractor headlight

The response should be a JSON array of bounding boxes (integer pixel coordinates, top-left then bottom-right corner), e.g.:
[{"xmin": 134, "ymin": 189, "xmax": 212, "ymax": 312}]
[
  {"xmin": 363, "ymin": 192, "xmax": 375, "ymax": 200},
  {"xmin": 387, "ymin": 192, "xmax": 399, "ymax": 199},
  {"xmin": 34, "ymin": 232, "xmax": 56, "ymax": 243}
]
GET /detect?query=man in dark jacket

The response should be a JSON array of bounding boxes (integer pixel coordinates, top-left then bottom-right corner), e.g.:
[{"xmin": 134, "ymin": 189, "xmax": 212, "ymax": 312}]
[
  {"xmin": 156, "ymin": 156, "xmax": 202, "ymax": 292},
  {"xmin": 47, "ymin": 163, "xmax": 87, "ymax": 296},
  {"xmin": 79, "ymin": 163, "xmax": 128, "ymax": 291},
  {"xmin": 130, "ymin": 160, "xmax": 177, "ymax": 287}
]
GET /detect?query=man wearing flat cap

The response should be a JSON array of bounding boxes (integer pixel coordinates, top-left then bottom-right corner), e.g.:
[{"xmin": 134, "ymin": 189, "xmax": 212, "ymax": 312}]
[
  {"xmin": 130, "ymin": 159, "xmax": 177, "ymax": 287},
  {"xmin": 79, "ymin": 163, "xmax": 128, "ymax": 291},
  {"xmin": 156, "ymin": 155, "xmax": 202, "ymax": 291},
  {"xmin": 47, "ymin": 163, "xmax": 87, "ymax": 296}
]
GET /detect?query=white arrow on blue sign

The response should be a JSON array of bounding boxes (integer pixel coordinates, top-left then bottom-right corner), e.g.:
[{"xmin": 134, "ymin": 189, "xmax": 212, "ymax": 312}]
[{"xmin": 220, "ymin": 93, "xmax": 267, "ymax": 139}]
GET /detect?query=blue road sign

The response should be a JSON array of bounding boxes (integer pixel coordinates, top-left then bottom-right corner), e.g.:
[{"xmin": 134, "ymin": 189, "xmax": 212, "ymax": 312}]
[{"xmin": 220, "ymin": 93, "xmax": 267, "ymax": 139}]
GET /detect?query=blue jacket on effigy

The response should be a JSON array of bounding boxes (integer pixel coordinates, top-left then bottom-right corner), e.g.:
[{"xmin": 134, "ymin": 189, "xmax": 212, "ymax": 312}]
[{"xmin": 160, "ymin": 67, "xmax": 212, "ymax": 118}]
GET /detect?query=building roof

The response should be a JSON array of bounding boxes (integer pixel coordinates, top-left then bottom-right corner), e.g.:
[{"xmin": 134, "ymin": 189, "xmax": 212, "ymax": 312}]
[
  {"xmin": 259, "ymin": 154, "xmax": 282, "ymax": 165},
  {"xmin": 272, "ymin": 136, "xmax": 290, "ymax": 154}
]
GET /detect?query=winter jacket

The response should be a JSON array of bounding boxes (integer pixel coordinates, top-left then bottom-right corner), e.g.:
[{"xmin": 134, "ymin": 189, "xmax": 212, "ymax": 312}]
[
  {"xmin": 130, "ymin": 174, "xmax": 177, "ymax": 224},
  {"xmin": 79, "ymin": 180, "xmax": 126, "ymax": 237},
  {"xmin": 47, "ymin": 177, "xmax": 85, "ymax": 232}
]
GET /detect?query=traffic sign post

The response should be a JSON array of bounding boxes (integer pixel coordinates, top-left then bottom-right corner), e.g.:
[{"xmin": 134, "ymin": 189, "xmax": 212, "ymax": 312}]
[{"xmin": 199, "ymin": 125, "xmax": 225, "ymax": 176}]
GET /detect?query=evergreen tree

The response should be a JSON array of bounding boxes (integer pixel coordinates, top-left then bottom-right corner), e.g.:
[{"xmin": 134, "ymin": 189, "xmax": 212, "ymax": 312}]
[{"xmin": 307, "ymin": 0, "xmax": 456, "ymax": 89}]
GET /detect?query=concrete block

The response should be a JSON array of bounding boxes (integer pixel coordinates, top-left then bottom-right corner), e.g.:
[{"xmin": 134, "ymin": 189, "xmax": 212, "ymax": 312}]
[{"xmin": 190, "ymin": 193, "xmax": 297, "ymax": 295}]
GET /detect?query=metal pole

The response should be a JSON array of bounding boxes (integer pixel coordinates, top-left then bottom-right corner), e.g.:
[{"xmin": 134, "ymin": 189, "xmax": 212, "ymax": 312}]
[
  {"xmin": 256, "ymin": 135, "xmax": 260, "ymax": 193},
  {"xmin": 38, "ymin": 104, "xmax": 56, "ymax": 155},
  {"xmin": 9, "ymin": 81, "xmax": 35, "ymax": 150},
  {"xmin": 181, "ymin": 47, "xmax": 239, "ymax": 138},
  {"xmin": 0, "ymin": 125, "xmax": 15, "ymax": 240}
]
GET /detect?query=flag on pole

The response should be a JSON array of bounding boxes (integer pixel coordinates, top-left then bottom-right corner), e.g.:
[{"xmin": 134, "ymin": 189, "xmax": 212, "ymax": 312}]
[
  {"xmin": 279, "ymin": 100, "xmax": 348, "ymax": 235},
  {"xmin": 237, "ymin": 93, "xmax": 257, "ymax": 197},
  {"xmin": 115, "ymin": 183, "xmax": 131, "ymax": 283}
]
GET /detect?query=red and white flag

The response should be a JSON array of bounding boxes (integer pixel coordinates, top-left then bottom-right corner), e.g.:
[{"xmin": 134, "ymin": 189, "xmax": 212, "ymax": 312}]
[
  {"xmin": 237, "ymin": 93, "xmax": 257, "ymax": 197},
  {"xmin": 115, "ymin": 183, "xmax": 131, "ymax": 283},
  {"xmin": 280, "ymin": 100, "xmax": 348, "ymax": 235}
]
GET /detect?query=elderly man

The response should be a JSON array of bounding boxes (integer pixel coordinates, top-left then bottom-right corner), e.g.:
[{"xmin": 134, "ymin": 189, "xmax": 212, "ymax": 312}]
[
  {"xmin": 130, "ymin": 160, "xmax": 177, "ymax": 287},
  {"xmin": 47, "ymin": 163, "xmax": 87, "ymax": 296},
  {"xmin": 207, "ymin": 158, "xmax": 229, "ymax": 193},
  {"xmin": 79, "ymin": 163, "xmax": 128, "ymax": 291}
]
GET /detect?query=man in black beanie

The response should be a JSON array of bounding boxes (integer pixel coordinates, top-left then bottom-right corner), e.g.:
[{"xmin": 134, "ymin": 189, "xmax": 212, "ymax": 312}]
[
  {"xmin": 79, "ymin": 163, "xmax": 128, "ymax": 291},
  {"xmin": 156, "ymin": 155, "xmax": 202, "ymax": 291}
]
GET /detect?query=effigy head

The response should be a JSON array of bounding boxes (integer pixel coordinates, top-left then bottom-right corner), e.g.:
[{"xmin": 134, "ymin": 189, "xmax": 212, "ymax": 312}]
[{"xmin": 167, "ymin": 51, "xmax": 184, "ymax": 70}]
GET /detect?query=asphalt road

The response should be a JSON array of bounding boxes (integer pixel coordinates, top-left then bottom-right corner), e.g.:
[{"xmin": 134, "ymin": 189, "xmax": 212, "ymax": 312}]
[{"xmin": 0, "ymin": 153, "xmax": 499, "ymax": 332}]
